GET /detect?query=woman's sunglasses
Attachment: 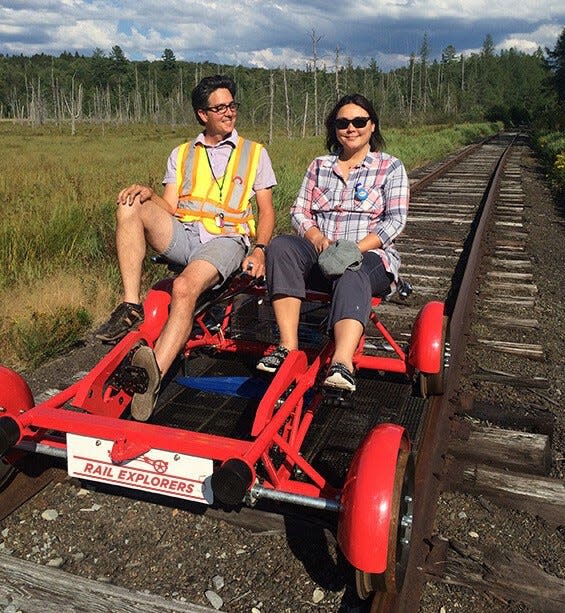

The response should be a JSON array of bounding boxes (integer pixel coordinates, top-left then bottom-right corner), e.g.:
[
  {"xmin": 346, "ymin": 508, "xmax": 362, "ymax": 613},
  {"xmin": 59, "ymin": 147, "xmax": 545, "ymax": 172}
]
[{"xmin": 334, "ymin": 116, "xmax": 371, "ymax": 130}]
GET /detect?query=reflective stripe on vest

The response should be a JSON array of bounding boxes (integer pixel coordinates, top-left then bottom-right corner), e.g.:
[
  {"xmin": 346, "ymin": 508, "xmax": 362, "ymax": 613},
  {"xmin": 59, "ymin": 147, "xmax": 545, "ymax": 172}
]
[{"xmin": 175, "ymin": 137, "xmax": 263, "ymax": 236}]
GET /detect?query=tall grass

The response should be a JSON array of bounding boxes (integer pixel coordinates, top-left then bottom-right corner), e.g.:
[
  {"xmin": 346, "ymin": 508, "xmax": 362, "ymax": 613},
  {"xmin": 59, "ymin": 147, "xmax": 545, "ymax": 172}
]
[
  {"xmin": 0, "ymin": 120, "xmax": 500, "ymax": 369},
  {"xmin": 534, "ymin": 130, "xmax": 565, "ymax": 203}
]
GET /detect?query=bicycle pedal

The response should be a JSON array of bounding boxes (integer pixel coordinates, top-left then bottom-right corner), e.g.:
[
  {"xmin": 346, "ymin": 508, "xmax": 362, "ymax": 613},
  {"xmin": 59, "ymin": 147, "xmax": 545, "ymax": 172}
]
[
  {"xmin": 323, "ymin": 388, "xmax": 355, "ymax": 409},
  {"xmin": 114, "ymin": 364, "xmax": 149, "ymax": 395}
]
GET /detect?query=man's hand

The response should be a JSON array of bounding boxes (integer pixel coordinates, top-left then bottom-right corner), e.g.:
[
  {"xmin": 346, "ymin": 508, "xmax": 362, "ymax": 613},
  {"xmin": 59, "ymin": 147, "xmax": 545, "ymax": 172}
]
[
  {"xmin": 117, "ymin": 184, "xmax": 155, "ymax": 206},
  {"xmin": 242, "ymin": 247, "xmax": 266, "ymax": 278}
]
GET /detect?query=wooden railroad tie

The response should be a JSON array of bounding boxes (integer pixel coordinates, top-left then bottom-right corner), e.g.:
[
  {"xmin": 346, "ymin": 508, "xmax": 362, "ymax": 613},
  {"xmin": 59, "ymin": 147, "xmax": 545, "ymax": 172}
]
[{"xmin": 424, "ymin": 536, "xmax": 565, "ymax": 613}]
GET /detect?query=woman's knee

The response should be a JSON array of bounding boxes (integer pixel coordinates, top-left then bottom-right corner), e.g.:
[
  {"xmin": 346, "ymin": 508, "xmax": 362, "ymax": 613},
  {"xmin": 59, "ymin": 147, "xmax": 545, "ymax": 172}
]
[
  {"xmin": 330, "ymin": 271, "xmax": 372, "ymax": 324},
  {"xmin": 267, "ymin": 234, "xmax": 299, "ymax": 259}
]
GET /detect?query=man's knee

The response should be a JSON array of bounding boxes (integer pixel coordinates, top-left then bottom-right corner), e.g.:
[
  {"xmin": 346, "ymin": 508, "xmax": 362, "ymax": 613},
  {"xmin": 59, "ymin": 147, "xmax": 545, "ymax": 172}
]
[
  {"xmin": 171, "ymin": 274, "xmax": 201, "ymax": 303},
  {"xmin": 116, "ymin": 199, "xmax": 141, "ymax": 226},
  {"xmin": 116, "ymin": 198, "xmax": 160, "ymax": 224}
]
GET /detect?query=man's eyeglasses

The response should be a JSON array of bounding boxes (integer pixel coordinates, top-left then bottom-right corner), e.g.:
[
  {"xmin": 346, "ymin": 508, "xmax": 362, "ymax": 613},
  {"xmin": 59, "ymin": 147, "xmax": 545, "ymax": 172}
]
[
  {"xmin": 334, "ymin": 116, "xmax": 371, "ymax": 130},
  {"xmin": 205, "ymin": 101, "xmax": 240, "ymax": 115}
]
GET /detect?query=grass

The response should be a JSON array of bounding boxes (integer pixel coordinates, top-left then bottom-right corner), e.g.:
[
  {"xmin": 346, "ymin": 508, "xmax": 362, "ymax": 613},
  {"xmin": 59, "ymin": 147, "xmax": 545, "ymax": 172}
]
[
  {"xmin": 0, "ymin": 120, "xmax": 500, "ymax": 369},
  {"xmin": 534, "ymin": 130, "xmax": 565, "ymax": 203},
  {"xmin": 9, "ymin": 306, "xmax": 92, "ymax": 369}
]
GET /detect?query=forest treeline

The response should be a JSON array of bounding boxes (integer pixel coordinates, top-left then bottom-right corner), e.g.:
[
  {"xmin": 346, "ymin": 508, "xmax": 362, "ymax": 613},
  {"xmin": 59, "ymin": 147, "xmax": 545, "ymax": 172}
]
[{"xmin": 1, "ymin": 31, "xmax": 563, "ymax": 135}]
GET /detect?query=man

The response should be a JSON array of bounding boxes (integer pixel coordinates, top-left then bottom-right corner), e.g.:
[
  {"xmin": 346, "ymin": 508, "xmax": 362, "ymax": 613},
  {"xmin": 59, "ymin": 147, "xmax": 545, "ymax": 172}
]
[{"xmin": 95, "ymin": 74, "xmax": 276, "ymax": 421}]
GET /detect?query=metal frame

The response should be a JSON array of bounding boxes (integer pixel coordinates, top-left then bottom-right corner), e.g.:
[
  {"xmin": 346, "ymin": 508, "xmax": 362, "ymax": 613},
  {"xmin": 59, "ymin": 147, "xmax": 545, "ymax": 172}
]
[{"xmin": 0, "ymin": 275, "xmax": 445, "ymax": 584}]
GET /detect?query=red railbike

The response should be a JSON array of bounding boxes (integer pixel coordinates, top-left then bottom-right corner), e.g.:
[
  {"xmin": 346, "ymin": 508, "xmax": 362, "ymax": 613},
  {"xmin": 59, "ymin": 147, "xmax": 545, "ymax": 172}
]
[{"xmin": 0, "ymin": 272, "xmax": 447, "ymax": 598}]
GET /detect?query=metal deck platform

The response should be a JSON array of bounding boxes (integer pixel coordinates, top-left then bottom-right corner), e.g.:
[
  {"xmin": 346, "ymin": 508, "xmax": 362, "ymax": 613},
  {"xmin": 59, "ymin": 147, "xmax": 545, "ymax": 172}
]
[{"xmin": 150, "ymin": 351, "xmax": 427, "ymax": 490}]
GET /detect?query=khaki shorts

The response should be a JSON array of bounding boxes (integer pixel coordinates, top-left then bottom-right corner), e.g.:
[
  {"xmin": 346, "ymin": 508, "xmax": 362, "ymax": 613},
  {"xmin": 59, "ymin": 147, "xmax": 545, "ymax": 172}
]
[{"xmin": 161, "ymin": 219, "xmax": 247, "ymax": 283}]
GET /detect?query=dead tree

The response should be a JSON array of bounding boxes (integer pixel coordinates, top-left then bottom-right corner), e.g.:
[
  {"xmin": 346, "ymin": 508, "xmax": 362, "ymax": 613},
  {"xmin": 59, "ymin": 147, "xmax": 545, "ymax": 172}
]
[
  {"xmin": 334, "ymin": 45, "xmax": 341, "ymax": 100},
  {"xmin": 310, "ymin": 29, "xmax": 322, "ymax": 136},
  {"xmin": 268, "ymin": 72, "xmax": 275, "ymax": 146},
  {"xmin": 63, "ymin": 75, "xmax": 83, "ymax": 135},
  {"xmin": 282, "ymin": 66, "xmax": 292, "ymax": 138},
  {"xmin": 302, "ymin": 91, "xmax": 309, "ymax": 138}
]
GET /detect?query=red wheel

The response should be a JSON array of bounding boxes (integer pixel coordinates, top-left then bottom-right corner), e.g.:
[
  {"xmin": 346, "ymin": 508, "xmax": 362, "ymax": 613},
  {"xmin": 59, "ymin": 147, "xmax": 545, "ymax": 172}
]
[
  {"xmin": 355, "ymin": 449, "xmax": 415, "ymax": 598},
  {"xmin": 419, "ymin": 316, "xmax": 449, "ymax": 398}
]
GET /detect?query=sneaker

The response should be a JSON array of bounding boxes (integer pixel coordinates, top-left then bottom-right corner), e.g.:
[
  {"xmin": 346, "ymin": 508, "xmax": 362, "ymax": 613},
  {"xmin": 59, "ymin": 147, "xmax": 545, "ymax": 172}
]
[
  {"xmin": 323, "ymin": 363, "xmax": 356, "ymax": 392},
  {"xmin": 130, "ymin": 346, "xmax": 161, "ymax": 421},
  {"xmin": 95, "ymin": 302, "xmax": 143, "ymax": 342},
  {"xmin": 256, "ymin": 345, "xmax": 290, "ymax": 373}
]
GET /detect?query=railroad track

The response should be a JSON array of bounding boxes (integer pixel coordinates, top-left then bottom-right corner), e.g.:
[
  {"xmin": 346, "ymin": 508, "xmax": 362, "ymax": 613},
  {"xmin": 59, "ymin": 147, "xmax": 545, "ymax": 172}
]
[{"xmin": 1, "ymin": 132, "xmax": 562, "ymax": 613}]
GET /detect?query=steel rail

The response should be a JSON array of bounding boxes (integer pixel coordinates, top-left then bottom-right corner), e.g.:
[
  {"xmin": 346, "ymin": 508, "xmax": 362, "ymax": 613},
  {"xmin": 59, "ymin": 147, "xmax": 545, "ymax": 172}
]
[{"xmin": 376, "ymin": 134, "xmax": 519, "ymax": 613}]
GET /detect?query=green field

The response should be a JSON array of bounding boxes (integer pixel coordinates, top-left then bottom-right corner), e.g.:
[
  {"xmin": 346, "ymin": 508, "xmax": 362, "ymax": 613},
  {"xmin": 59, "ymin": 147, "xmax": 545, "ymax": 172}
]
[{"xmin": 0, "ymin": 121, "xmax": 501, "ymax": 368}]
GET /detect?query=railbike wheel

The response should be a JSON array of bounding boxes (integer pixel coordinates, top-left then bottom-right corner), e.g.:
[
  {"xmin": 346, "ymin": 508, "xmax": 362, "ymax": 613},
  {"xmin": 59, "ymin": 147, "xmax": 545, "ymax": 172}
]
[
  {"xmin": 0, "ymin": 459, "xmax": 16, "ymax": 491},
  {"xmin": 419, "ymin": 316, "xmax": 449, "ymax": 398},
  {"xmin": 355, "ymin": 449, "xmax": 415, "ymax": 598}
]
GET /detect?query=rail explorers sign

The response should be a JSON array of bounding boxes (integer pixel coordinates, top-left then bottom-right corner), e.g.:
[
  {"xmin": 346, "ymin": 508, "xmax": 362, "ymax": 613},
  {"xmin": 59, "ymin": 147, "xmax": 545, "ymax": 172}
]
[{"xmin": 67, "ymin": 434, "xmax": 213, "ymax": 504}]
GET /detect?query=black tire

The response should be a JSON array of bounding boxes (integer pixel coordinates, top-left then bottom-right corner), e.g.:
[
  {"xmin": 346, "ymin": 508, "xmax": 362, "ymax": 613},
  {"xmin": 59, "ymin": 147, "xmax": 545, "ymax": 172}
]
[{"xmin": 0, "ymin": 459, "xmax": 17, "ymax": 491}]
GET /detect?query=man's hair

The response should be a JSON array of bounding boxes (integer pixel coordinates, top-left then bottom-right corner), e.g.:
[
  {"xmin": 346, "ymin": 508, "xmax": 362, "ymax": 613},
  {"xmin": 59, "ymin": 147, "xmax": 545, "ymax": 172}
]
[{"xmin": 191, "ymin": 75, "xmax": 237, "ymax": 125}]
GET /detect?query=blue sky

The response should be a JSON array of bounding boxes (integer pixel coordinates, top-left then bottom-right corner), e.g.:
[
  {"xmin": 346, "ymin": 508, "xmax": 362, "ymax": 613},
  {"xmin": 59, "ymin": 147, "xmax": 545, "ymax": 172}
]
[{"xmin": 1, "ymin": 1, "xmax": 563, "ymax": 71}]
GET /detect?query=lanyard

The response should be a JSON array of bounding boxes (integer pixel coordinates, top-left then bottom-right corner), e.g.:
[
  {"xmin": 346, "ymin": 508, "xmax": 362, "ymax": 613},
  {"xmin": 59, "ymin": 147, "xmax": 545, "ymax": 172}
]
[{"xmin": 204, "ymin": 146, "xmax": 234, "ymax": 202}]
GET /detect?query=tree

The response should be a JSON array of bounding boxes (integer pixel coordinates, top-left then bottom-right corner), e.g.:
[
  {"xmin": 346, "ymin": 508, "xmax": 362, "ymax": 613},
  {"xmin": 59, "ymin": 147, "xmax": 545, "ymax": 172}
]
[
  {"xmin": 160, "ymin": 48, "xmax": 177, "ymax": 96},
  {"xmin": 0, "ymin": 44, "xmax": 556, "ymax": 129},
  {"xmin": 109, "ymin": 45, "xmax": 128, "ymax": 64},
  {"xmin": 419, "ymin": 33, "xmax": 430, "ymax": 111},
  {"xmin": 481, "ymin": 34, "xmax": 496, "ymax": 58},
  {"xmin": 309, "ymin": 29, "xmax": 322, "ymax": 136},
  {"xmin": 162, "ymin": 48, "xmax": 176, "ymax": 66},
  {"xmin": 108, "ymin": 45, "xmax": 132, "ymax": 97},
  {"xmin": 478, "ymin": 34, "xmax": 500, "ymax": 111},
  {"xmin": 546, "ymin": 27, "xmax": 565, "ymax": 102},
  {"xmin": 442, "ymin": 45, "xmax": 457, "ymax": 64}
]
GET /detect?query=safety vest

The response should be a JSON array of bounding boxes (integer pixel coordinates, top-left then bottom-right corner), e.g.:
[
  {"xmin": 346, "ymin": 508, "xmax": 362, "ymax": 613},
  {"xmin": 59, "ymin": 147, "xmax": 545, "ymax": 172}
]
[{"xmin": 175, "ymin": 137, "xmax": 263, "ymax": 236}]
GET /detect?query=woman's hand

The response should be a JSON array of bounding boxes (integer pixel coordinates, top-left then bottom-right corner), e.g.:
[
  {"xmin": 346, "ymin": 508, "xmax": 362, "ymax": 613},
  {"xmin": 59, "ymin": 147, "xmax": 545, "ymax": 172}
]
[{"xmin": 306, "ymin": 228, "xmax": 332, "ymax": 253}]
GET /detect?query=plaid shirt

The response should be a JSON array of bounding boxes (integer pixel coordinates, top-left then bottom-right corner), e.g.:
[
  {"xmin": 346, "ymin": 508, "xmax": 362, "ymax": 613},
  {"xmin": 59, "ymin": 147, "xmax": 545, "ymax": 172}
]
[{"xmin": 291, "ymin": 151, "xmax": 409, "ymax": 278}]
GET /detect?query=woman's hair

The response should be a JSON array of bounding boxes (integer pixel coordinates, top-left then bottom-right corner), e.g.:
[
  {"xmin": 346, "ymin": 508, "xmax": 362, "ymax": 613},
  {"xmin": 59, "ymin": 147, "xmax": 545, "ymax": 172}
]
[
  {"xmin": 325, "ymin": 93, "xmax": 385, "ymax": 153},
  {"xmin": 191, "ymin": 75, "xmax": 237, "ymax": 125}
]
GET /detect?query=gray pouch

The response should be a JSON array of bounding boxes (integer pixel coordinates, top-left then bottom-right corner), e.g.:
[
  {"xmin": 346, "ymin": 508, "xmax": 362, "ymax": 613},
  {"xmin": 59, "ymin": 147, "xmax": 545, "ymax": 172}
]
[{"xmin": 318, "ymin": 239, "xmax": 363, "ymax": 278}]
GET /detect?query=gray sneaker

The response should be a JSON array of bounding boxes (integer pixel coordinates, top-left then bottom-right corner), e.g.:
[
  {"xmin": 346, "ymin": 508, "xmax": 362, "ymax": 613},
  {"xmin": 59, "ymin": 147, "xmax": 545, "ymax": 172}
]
[
  {"xmin": 256, "ymin": 345, "xmax": 290, "ymax": 373},
  {"xmin": 95, "ymin": 302, "xmax": 143, "ymax": 342},
  {"xmin": 130, "ymin": 346, "xmax": 161, "ymax": 421},
  {"xmin": 323, "ymin": 363, "xmax": 356, "ymax": 392}
]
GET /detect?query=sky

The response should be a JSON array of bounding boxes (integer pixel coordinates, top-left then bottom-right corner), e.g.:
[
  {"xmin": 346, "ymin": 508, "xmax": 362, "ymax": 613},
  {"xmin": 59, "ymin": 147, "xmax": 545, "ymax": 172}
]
[{"xmin": 0, "ymin": 1, "xmax": 563, "ymax": 71}]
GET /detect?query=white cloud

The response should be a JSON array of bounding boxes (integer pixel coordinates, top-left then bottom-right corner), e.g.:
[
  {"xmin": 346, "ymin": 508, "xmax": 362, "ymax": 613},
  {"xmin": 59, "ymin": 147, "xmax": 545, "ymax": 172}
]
[
  {"xmin": 55, "ymin": 20, "xmax": 118, "ymax": 50},
  {"xmin": 0, "ymin": 0, "xmax": 563, "ymax": 69},
  {"xmin": 498, "ymin": 23, "xmax": 564, "ymax": 53}
]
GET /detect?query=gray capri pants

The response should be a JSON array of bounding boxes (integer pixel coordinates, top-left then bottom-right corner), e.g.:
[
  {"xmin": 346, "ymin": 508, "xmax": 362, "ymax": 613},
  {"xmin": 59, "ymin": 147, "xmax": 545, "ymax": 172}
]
[
  {"xmin": 161, "ymin": 219, "xmax": 247, "ymax": 284},
  {"xmin": 265, "ymin": 234, "xmax": 393, "ymax": 329}
]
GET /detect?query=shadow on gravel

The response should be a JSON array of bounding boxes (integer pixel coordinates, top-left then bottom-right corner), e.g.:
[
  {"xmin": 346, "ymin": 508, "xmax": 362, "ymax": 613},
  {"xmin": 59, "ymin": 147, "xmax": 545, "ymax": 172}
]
[{"xmin": 284, "ymin": 515, "xmax": 371, "ymax": 612}]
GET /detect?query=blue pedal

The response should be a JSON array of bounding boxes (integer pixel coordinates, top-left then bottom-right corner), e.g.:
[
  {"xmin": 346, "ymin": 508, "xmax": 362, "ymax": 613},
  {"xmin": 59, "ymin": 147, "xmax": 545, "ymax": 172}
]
[{"xmin": 176, "ymin": 376, "xmax": 268, "ymax": 399}]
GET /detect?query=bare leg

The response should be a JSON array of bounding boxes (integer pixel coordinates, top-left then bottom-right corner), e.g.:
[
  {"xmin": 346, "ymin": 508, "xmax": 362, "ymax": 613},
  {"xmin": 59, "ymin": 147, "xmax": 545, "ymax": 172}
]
[
  {"xmin": 332, "ymin": 318, "xmax": 364, "ymax": 372},
  {"xmin": 115, "ymin": 197, "xmax": 174, "ymax": 304},
  {"xmin": 153, "ymin": 259, "xmax": 220, "ymax": 375},
  {"xmin": 271, "ymin": 295, "xmax": 302, "ymax": 351}
]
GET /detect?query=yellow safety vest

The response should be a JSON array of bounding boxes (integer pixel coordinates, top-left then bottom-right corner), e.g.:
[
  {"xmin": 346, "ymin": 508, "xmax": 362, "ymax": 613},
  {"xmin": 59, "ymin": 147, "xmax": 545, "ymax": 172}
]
[{"xmin": 175, "ymin": 137, "xmax": 263, "ymax": 236}]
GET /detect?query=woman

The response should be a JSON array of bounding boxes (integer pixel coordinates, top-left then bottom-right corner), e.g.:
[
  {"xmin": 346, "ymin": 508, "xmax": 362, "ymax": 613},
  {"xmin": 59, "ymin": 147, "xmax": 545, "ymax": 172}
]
[{"xmin": 256, "ymin": 94, "xmax": 409, "ymax": 392}]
